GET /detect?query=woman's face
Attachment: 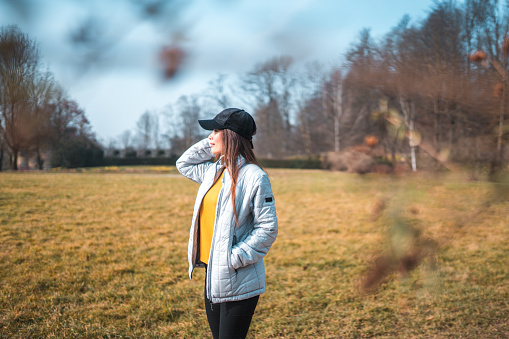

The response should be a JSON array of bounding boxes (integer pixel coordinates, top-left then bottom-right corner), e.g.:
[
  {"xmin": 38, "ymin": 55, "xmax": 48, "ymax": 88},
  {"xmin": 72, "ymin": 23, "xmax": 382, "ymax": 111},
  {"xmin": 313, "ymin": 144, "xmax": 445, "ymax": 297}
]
[{"xmin": 208, "ymin": 129, "xmax": 224, "ymax": 155}]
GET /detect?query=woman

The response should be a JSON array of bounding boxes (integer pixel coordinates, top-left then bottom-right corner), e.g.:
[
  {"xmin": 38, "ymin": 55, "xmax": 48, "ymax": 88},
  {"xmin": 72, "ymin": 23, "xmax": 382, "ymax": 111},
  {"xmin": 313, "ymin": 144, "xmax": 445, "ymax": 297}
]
[{"xmin": 176, "ymin": 108, "xmax": 278, "ymax": 338}]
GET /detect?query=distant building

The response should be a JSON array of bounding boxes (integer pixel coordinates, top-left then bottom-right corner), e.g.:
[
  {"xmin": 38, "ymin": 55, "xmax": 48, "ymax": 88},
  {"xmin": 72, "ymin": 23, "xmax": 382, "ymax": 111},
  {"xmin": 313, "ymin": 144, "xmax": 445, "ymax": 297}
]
[{"xmin": 17, "ymin": 148, "xmax": 52, "ymax": 170}]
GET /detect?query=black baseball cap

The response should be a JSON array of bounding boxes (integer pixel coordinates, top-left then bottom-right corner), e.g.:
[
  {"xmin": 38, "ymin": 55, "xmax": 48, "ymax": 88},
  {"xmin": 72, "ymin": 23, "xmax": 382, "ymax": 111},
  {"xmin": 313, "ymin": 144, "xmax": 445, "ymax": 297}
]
[{"xmin": 199, "ymin": 108, "xmax": 257, "ymax": 148}]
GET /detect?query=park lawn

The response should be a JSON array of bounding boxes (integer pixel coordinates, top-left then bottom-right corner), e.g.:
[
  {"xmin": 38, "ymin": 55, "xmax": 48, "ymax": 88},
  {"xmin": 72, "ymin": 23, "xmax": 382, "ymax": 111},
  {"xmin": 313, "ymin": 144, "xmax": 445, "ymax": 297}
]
[{"xmin": 0, "ymin": 169, "xmax": 508, "ymax": 338}]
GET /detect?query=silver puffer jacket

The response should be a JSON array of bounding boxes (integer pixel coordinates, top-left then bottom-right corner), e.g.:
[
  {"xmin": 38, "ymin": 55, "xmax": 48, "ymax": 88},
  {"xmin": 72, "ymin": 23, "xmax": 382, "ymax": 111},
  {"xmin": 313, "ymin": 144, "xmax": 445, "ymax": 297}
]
[{"xmin": 176, "ymin": 138, "xmax": 278, "ymax": 303}]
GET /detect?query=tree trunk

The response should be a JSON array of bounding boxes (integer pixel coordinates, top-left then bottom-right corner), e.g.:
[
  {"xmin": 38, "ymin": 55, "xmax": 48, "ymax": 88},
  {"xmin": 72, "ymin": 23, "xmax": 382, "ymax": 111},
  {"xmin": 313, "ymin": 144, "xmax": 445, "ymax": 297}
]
[
  {"xmin": 496, "ymin": 80, "xmax": 506, "ymax": 166},
  {"xmin": 391, "ymin": 140, "xmax": 396, "ymax": 163},
  {"xmin": 409, "ymin": 102, "xmax": 417, "ymax": 172},
  {"xmin": 36, "ymin": 148, "xmax": 44, "ymax": 170},
  {"xmin": 298, "ymin": 111, "xmax": 312, "ymax": 156},
  {"xmin": 11, "ymin": 149, "xmax": 18, "ymax": 170},
  {"xmin": 433, "ymin": 96, "xmax": 440, "ymax": 150},
  {"xmin": 332, "ymin": 77, "xmax": 343, "ymax": 152},
  {"xmin": 399, "ymin": 95, "xmax": 417, "ymax": 172},
  {"xmin": 334, "ymin": 116, "xmax": 340, "ymax": 152},
  {"xmin": 447, "ymin": 111, "xmax": 453, "ymax": 146}
]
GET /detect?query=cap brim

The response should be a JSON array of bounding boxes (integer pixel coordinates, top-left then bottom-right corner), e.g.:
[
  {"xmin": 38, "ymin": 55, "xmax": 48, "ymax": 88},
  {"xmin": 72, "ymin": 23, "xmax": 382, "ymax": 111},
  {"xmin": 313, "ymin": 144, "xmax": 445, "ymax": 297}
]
[{"xmin": 198, "ymin": 119, "xmax": 223, "ymax": 131}]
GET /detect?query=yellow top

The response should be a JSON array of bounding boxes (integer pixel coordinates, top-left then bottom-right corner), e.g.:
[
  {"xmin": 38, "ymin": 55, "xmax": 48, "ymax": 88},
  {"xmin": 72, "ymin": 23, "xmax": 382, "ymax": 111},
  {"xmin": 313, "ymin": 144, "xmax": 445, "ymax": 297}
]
[{"xmin": 199, "ymin": 171, "xmax": 225, "ymax": 264}]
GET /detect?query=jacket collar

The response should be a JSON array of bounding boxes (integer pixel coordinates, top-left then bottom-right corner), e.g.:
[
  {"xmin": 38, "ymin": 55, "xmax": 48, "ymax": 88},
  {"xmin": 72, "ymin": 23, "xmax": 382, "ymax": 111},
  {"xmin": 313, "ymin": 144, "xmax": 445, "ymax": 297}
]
[
  {"xmin": 217, "ymin": 155, "xmax": 247, "ymax": 169},
  {"xmin": 216, "ymin": 155, "xmax": 246, "ymax": 176}
]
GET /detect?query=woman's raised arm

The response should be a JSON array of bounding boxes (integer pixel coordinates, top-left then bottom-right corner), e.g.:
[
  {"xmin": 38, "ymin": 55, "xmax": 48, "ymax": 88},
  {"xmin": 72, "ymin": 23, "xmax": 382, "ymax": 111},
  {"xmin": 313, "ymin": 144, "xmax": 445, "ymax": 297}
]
[{"xmin": 176, "ymin": 138, "xmax": 214, "ymax": 184}]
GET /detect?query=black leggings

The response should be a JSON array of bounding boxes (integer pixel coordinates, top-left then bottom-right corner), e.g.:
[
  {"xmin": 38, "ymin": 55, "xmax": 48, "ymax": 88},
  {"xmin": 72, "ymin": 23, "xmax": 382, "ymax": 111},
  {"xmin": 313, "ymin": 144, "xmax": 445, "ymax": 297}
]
[{"xmin": 204, "ymin": 276, "xmax": 259, "ymax": 339}]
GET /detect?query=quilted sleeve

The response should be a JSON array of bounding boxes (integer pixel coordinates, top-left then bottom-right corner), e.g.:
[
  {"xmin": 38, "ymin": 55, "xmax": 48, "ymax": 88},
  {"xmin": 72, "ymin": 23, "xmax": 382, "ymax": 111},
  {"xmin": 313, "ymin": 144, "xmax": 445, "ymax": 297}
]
[
  {"xmin": 176, "ymin": 138, "xmax": 214, "ymax": 184},
  {"xmin": 230, "ymin": 173, "xmax": 278, "ymax": 269}
]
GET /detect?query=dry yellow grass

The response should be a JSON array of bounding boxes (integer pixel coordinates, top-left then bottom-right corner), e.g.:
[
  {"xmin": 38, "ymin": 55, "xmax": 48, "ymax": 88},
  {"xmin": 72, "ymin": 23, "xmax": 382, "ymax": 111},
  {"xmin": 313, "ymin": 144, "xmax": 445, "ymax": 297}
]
[{"xmin": 0, "ymin": 169, "xmax": 508, "ymax": 338}]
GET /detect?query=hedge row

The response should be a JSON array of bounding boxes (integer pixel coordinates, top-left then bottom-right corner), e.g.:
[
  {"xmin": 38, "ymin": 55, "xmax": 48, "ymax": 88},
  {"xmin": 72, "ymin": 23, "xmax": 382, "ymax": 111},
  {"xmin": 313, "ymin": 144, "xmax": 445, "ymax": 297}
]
[
  {"xmin": 99, "ymin": 156, "xmax": 179, "ymax": 167},
  {"xmin": 259, "ymin": 158, "xmax": 322, "ymax": 169},
  {"xmin": 97, "ymin": 156, "xmax": 322, "ymax": 169}
]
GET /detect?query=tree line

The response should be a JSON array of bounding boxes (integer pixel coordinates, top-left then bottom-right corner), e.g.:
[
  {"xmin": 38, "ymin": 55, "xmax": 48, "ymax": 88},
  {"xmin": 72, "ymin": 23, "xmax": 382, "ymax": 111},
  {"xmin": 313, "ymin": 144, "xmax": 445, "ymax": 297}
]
[
  {"xmin": 111, "ymin": 0, "xmax": 508, "ymax": 173},
  {"xmin": 2, "ymin": 0, "xmax": 508, "ymax": 172},
  {"xmin": 0, "ymin": 25, "xmax": 99, "ymax": 170},
  {"xmin": 342, "ymin": 0, "xmax": 509, "ymax": 173}
]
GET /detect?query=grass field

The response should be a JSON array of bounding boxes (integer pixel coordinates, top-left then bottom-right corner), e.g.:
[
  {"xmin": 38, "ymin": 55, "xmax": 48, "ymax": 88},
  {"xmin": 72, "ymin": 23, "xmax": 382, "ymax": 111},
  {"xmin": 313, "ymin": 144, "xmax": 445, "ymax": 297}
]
[{"xmin": 0, "ymin": 168, "xmax": 508, "ymax": 338}]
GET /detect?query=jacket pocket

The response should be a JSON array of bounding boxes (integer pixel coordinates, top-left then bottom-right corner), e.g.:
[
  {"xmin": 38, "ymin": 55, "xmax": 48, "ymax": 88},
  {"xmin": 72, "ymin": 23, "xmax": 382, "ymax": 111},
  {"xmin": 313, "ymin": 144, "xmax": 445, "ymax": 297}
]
[
  {"xmin": 228, "ymin": 235, "xmax": 238, "ymax": 285},
  {"xmin": 230, "ymin": 261, "xmax": 260, "ymax": 293}
]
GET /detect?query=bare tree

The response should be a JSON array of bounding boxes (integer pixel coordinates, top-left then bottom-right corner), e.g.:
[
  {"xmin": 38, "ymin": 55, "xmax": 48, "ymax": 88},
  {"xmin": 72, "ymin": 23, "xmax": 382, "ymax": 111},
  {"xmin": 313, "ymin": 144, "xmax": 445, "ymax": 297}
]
[
  {"xmin": 49, "ymin": 89, "xmax": 88, "ymax": 148},
  {"xmin": 0, "ymin": 25, "xmax": 43, "ymax": 169},
  {"xmin": 118, "ymin": 129, "xmax": 132, "ymax": 150},
  {"xmin": 29, "ymin": 72, "xmax": 59, "ymax": 169},
  {"xmin": 152, "ymin": 111, "xmax": 161, "ymax": 151},
  {"xmin": 466, "ymin": 0, "xmax": 509, "ymax": 170},
  {"xmin": 161, "ymin": 96, "xmax": 203, "ymax": 155},
  {"xmin": 178, "ymin": 95, "xmax": 202, "ymax": 147},
  {"xmin": 204, "ymin": 73, "xmax": 232, "ymax": 110},
  {"xmin": 240, "ymin": 56, "xmax": 296, "ymax": 157},
  {"xmin": 292, "ymin": 62, "xmax": 330, "ymax": 155},
  {"xmin": 136, "ymin": 110, "xmax": 154, "ymax": 151},
  {"xmin": 321, "ymin": 69, "xmax": 350, "ymax": 152},
  {"xmin": 161, "ymin": 104, "xmax": 176, "ymax": 151}
]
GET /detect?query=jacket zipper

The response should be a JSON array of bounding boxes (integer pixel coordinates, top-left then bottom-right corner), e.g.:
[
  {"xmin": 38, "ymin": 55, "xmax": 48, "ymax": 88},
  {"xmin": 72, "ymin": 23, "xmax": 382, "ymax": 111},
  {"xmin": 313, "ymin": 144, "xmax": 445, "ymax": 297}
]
[
  {"xmin": 206, "ymin": 173, "xmax": 225, "ymax": 306},
  {"xmin": 192, "ymin": 163, "xmax": 220, "ymax": 278}
]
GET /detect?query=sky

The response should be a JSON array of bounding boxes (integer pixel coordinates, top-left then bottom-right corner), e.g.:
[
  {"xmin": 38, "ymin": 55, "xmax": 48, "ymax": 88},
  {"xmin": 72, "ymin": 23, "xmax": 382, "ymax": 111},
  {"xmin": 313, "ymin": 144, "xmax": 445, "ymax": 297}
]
[{"xmin": 0, "ymin": 0, "xmax": 437, "ymax": 145}]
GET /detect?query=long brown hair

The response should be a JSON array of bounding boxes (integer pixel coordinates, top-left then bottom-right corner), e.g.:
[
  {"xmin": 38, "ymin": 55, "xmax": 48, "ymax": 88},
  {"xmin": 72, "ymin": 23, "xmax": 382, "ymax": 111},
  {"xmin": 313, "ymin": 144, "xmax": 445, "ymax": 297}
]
[{"xmin": 214, "ymin": 129, "xmax": 261, "ymax": 225}]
